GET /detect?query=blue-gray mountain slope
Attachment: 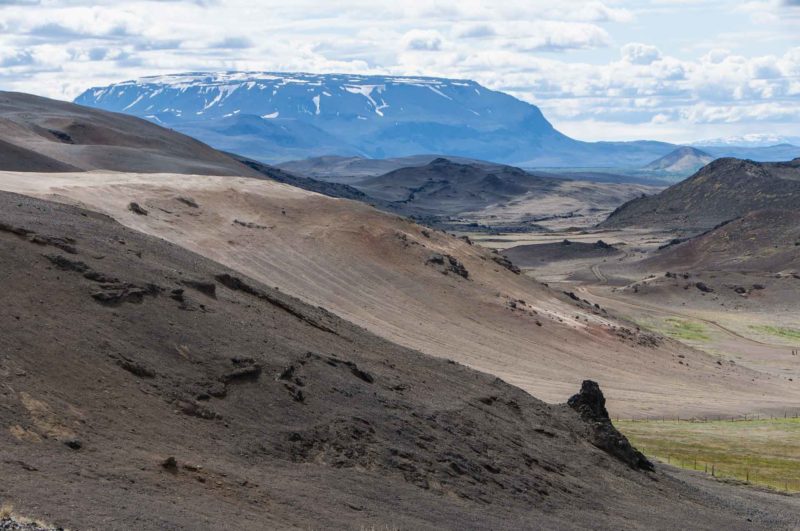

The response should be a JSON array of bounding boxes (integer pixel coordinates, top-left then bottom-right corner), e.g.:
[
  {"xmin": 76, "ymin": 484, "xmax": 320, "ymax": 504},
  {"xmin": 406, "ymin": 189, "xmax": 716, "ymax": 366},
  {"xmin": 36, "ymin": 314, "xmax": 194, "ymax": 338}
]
[{"xmin": 75, "ymin": 72, "xmax": 677, "ymax": 166}]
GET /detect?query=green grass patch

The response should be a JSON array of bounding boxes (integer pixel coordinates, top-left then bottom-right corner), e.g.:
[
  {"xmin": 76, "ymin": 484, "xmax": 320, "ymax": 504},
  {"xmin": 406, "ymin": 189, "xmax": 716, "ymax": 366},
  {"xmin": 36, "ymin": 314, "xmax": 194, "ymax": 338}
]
[
  {"xmin": 616, "ymin": 417, "xmax": 800, "ymax": 492},
  {"xmin": 663, "ymin": 318, "xmax": 709, "ymax": 341},
  {"xmin": 749, "ymin": 325, "xmax": 800, "ymax": 342}
]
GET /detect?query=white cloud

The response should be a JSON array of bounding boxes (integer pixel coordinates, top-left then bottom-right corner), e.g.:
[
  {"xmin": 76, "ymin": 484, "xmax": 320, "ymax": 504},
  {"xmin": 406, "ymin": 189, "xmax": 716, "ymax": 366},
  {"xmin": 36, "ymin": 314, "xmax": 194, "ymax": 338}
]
[
  {"xmin": 621, "ymin": 43, "xmax": 662, "ymax": 65},
  {"xmin": 402, "ymin": 30, "xmax": 444, "ymax": 51},
  {"xmin": 0, "ymin": 0, "xmax": 797, "ymax": 142},
  {"xmin": 508, "ymin": 22, "xmax": 610, "ymax": 52}
]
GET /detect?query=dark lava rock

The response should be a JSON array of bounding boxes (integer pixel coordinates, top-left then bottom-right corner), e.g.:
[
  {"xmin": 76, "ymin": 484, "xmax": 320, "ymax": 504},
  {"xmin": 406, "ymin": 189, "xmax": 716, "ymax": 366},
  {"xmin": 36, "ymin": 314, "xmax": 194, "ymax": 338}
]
[
  {"xmin": 491, "ymin": 255, "xmax": 521, "ymax": 274},
  {"xmin": 0, "ymin": 517, "xmax": 63, "ymax": 531},
  {"xmin": 426, "ymin": 253, "xmax": 469, "ymax": 279},
  {"xmin": 161, "ymin": 456, "xmax": 178, "ymax": 471},
  {"xmin": 48, "ymin": 129, "xmax": 74, "ymax": 144},
  {"xmin": 568, "ymin": 380, "xmax": 654, "ymax": 472},
  {"xmin": 179, "ymin": 400, "xmax": 220, "ymax": 420},
  {"xmin": 181, "ymin": 279, "xmax": 217, "ymax": 298},
  {"xmin": 44, "ymin": 254, "xmax": 89, "ymax": 273},
  {"xmin": 83, "ymin": 270, "xmax": 119, "ymax": 283},
  {"xmin": 63, "ymin": 439, "xmax": 82, "ymax": 450},
  {"xmin": 30, "ymin": 235, "xmax": 77, "ymax": 255},
  {"xmin": 176, "ymin": 197, "xmax": 199, "ymax": 208},
  {"xmin": 115, "ymin": 357, "xmax": 156, "ymax": 379},
  {"xmin": 220, "ymin": 363, "xmax": 262, "ymax": 384},
  {"xmin": 695, "ymin": 282, "xmax": 713, "ymax": 293},
  {"xmin": 215, "ymin": 273, "xmax": 261, "ymax": 296},
  {"xmin": 233, "ymin": 219, "xmax": 268, "ymax": 229},
  {"xmin": 563, "ymin": 291, "xmax": 581, "ymax": 302},
  {"xmin": 128, "ymin": 202, "xmax": 148, "ymax": 216},
  {"xmin": 92, "ymin": 283, "xmax": 160, "ymax": 306}
]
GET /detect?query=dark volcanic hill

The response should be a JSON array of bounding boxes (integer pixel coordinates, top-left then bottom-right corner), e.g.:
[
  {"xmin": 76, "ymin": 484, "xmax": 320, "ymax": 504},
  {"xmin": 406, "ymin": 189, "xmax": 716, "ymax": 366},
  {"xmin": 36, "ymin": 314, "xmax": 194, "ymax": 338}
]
[
  {"xmin": 601, "ymin": 158, "xmax": 800, "ymax": 233},
  {"xmin": 276, "ymin": 154, "xmax": 503, "ymax": 183},
  {"xmin": 645, "ymin": 209, "xmax": 800, "ymax": 273},
  {"xmin": 3, "ymin": 191, "xmax": 799, "ymax": 530},
  {"xmin": 0, "ymin": 91, "xmax": 260, "ymax": 176},
  {"xmin": 354, "ymin": 157, "xmax": 561, "ymax": 217}
]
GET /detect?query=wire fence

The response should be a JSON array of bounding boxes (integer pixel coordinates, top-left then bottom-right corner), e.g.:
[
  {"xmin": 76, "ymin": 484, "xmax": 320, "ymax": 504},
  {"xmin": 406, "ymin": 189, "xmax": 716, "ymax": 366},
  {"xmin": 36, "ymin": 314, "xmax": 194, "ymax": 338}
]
[
  {"xmin": 614, "ymin": 415, "xmax": 800, "ymax": 494},
  {"xmin": 650, "ymin": 454, "xmax": 800, "ymax": 493},
  {"xmin": 615, "ymin": 411, "xmax": 800, "ymax": 423}
]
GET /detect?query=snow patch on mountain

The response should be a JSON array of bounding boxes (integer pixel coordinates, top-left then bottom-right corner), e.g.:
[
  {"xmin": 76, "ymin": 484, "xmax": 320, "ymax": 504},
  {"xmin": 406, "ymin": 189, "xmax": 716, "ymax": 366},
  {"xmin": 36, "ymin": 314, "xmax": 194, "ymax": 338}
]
[{"xmin": 74, "ymin": 71, "xmax": 686, "ymax": 166}]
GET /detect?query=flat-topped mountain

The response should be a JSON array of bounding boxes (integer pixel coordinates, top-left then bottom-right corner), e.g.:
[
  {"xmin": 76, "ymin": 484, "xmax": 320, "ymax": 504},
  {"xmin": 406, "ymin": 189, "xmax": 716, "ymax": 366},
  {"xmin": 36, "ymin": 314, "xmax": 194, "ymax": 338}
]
[
  {"xmin": 601, "ymin": 157, "xmax": 800, "ymax": 232},
  {"xmin": 75, "ymin": 72, "xmax": 683, "ymax": 166},
  {"xmin": 0, "ymin": 91, "xmax": 260, "ymax": 176}
]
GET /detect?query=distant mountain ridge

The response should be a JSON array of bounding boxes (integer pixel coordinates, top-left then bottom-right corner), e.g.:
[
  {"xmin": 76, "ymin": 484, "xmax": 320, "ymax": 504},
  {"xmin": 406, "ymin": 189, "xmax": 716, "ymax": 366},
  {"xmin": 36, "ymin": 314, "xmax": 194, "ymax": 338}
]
[
  {"xmin": 75, "ymin": 71, "xmax": 683, "ymax": 167},
  {"xmin": 75, "ymin": 72, "xmax": 800, "ymax": 167},
  {"xmin": 643, "ymin": 147, "xmax": 714, "ymax": 174}
]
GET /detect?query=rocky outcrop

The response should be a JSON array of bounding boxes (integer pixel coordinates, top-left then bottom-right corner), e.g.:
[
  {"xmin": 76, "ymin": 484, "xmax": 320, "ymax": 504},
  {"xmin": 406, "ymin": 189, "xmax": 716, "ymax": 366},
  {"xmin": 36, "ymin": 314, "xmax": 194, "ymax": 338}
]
[
  {"xmin": 568, "ymin": 380, "xmax": 654, "ymax": 471},
  {"xmin": 426, "ymin": 253, "xmax": 469, "ymax": 279}
]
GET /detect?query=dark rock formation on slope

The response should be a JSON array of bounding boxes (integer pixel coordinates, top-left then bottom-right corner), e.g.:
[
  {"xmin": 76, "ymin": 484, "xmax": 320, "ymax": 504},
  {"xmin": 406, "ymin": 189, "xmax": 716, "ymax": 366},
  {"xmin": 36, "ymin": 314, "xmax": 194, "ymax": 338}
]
[{"xmin": 568, "ymin": 381, "xmax": 654, "ymax": 471}]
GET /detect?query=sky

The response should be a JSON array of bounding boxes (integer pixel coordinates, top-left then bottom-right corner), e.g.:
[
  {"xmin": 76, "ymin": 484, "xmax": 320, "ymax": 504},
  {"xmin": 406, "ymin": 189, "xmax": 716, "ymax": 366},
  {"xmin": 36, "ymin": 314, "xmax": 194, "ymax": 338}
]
[{"xmin": 1, "ymin": 0, "xmax": 799, "ymax": 143}]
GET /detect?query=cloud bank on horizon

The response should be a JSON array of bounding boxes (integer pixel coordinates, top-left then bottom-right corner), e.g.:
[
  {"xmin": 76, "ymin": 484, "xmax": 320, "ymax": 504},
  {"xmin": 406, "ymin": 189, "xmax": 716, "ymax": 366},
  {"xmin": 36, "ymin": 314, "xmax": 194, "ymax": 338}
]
[{"xmin": 0, "ymin": 0, "xmax": 798, "ymax": 143}]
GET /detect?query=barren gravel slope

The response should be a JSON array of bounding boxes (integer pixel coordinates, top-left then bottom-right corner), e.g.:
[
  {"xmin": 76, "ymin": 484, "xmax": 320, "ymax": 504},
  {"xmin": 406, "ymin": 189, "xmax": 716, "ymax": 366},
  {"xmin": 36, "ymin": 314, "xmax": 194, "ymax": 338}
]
[
  {"xmin": 1, "ymin": 171, "xmax": 797, "ymax": 418},
  {"xmin": 0, "ymin": 91, "xmax": 262, "ymax": 177},
  {"xmin": 3, "ymin": 191, "xmax": 800, "ymax": 530}
]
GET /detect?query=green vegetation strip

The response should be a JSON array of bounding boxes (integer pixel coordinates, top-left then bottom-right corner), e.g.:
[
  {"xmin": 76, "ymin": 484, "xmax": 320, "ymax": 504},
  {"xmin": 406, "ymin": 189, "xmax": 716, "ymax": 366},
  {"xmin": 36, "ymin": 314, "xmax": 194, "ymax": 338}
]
[
  {"xmin": 663, "ymin": 318, "xmax": 709, "ymax": 341},
  {"xmin": 749, "ymin": 325, "xmax": 800, "ymax": 342},
  {"xmin": 616, "ymin": 418, "xmax": 800, "ymax": 492}
]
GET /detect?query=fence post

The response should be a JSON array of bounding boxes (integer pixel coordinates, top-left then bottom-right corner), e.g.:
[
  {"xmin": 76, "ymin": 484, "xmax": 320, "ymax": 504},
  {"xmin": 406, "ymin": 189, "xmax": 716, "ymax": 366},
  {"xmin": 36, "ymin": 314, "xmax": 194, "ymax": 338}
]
[{"xmin": 712, "ymin": 464, "xmax": 715, "ymax": 477}]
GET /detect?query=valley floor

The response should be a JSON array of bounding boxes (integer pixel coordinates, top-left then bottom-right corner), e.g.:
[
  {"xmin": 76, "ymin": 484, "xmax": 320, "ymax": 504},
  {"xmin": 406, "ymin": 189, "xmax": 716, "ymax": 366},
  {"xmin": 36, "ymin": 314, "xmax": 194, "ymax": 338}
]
[
  {"xmin": 472, "ymin": 221, "xmax": 800, "ymax": 507},
  {"xmin": 468, "ymin": 224, "xmax": 800, "ymax": 396}
]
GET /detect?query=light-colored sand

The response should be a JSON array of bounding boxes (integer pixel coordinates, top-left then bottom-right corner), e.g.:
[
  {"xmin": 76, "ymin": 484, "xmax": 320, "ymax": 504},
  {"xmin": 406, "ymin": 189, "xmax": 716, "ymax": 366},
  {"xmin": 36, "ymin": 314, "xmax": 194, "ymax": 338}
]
[{"xmin": 2, "ymin": 170, "xmax": 798, "ymax": 417}]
